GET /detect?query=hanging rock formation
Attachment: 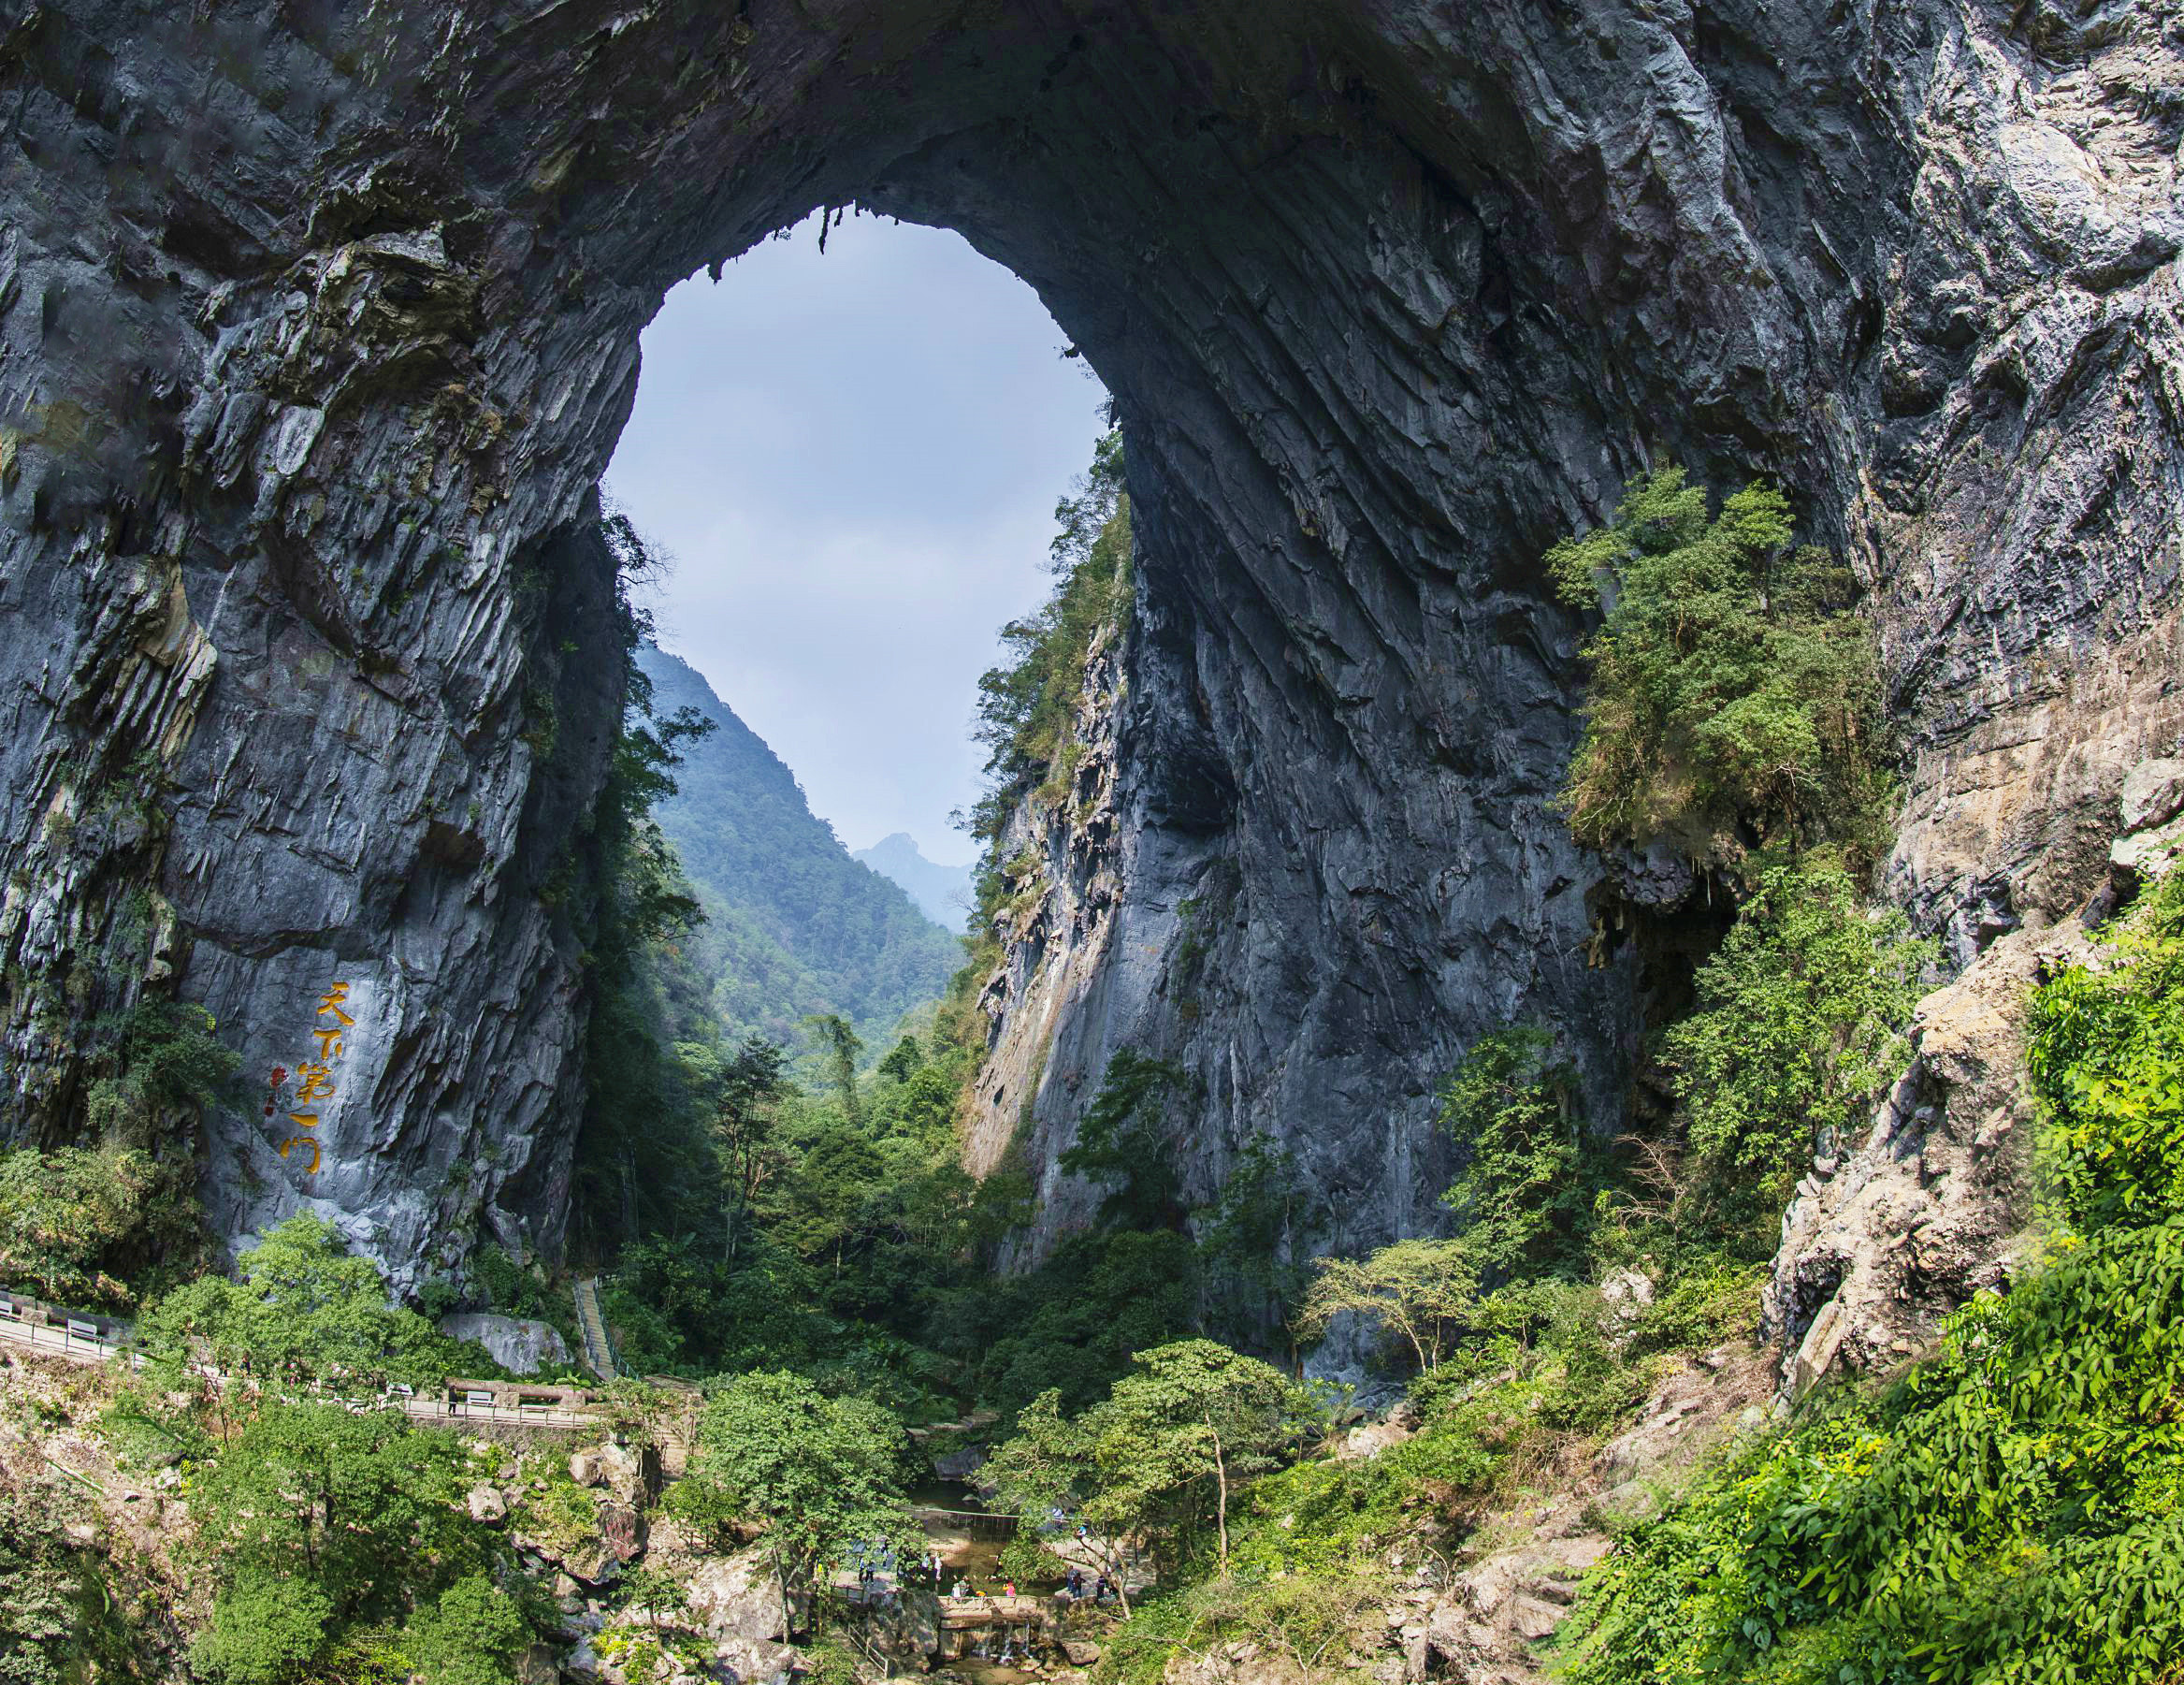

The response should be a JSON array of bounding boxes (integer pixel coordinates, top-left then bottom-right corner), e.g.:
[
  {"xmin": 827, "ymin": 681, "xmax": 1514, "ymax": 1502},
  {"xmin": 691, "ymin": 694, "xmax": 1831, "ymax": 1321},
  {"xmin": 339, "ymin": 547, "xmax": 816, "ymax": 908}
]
[{"xmin": 0, "ymin": 0, "xmax": 2177, "ymax": 1302}]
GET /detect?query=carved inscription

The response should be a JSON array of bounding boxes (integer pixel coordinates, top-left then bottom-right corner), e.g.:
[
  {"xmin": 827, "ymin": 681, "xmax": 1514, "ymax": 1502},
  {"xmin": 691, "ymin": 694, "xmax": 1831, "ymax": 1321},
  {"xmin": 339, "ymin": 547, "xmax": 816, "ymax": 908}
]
[{"xmin": 265, "ymin": 982, "xmax": 353, "ymax": 1177}]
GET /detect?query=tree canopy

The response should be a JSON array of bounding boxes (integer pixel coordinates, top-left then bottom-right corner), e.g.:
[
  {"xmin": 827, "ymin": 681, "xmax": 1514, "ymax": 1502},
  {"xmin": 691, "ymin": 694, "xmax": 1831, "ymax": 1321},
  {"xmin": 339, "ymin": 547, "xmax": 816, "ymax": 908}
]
[{"xmin": 668, "ymin": 1369, "xmax": 917, "ymax": 1631}]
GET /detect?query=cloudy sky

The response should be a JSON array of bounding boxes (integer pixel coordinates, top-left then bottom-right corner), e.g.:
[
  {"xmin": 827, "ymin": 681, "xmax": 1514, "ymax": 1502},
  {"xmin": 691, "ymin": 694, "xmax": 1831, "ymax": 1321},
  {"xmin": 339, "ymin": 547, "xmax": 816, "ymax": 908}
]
[{"xmin": 604, "ymin": 211, "xmax": 1109, "ymax": 862}]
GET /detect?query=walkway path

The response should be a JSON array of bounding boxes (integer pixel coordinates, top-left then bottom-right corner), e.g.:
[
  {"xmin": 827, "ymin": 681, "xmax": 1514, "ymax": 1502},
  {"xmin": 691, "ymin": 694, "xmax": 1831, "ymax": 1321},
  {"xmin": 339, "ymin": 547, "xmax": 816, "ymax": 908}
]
[
  {"xmin": 571, "ymin": 1276, "xmax": 619, "ymax": 1383},
  {"xmin": 0, "ymin": 1302, "xmax": 607, "ymax": 1431}
]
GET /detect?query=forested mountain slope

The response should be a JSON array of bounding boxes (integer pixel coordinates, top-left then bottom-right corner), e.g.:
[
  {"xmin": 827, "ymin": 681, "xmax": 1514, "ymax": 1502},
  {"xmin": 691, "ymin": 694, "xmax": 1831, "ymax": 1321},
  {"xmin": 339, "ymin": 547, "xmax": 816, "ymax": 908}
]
[{"xmin": 637, "ymin": 645, "xmax": 962, "ymax": 1050}]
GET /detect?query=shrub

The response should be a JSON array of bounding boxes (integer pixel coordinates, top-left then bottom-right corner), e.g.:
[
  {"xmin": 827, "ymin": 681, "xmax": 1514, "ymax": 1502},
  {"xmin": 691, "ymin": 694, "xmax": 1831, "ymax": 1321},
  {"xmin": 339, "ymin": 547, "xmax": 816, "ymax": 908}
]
[
  {"xmin": 1559, "ymin": 862, "xmax": 2184, "ymax": 1685},
  {"xmin": 2026, "ymin": 864, "xmax": 2184, "ymax": 1233},
  {"xmin": 1546, "ymin": 467, "xmax": 1890, "ymax": 867},
  {"xmin": 1663, "ymin": 855, "xmax": 1932, "ymax": 1233},
  {"xmin": 1438, "ymin": 1026, "xmax": 1598, "ymax": 1282},
  {"xmin": 0, "ymin": 1143, "xmax": 163, "ymax": 1306}
]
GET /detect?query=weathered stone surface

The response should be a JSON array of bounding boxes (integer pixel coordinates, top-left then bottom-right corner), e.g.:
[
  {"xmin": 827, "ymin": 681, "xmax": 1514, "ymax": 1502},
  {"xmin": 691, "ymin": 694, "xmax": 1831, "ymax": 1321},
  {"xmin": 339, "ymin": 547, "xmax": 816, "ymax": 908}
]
[
  {"xmin": 1769, "ymin": 776, "xmax": 2184, "ymax": 1396},
  {"xmin": 467, "ymin": 1482, "xmax": 508, "ymax": 1525},
  {"xmin": 441, "ymin": 1313, "xmax": 571, "ymax": 1377},
  {"xmin": 0, "ymin": 0, "xmax": 2177, "ymax": 1290},
  {"xmin": 683, "ymin": 1547, "xmax": 788, "ymax": 1644}
]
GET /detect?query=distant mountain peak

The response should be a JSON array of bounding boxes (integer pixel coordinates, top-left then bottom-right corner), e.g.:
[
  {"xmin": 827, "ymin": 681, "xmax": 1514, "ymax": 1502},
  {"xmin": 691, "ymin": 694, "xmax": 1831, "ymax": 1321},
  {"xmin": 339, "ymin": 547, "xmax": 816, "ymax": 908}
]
[{"xmin": 853, "ymin": 833, "xmax": 973, "ymax": 934}]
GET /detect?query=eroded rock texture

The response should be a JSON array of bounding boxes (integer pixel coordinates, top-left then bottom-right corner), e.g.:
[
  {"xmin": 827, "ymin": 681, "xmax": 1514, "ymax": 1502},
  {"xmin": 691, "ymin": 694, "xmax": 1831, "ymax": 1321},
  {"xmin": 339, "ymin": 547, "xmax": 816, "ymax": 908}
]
[{"xmin": 0, "ymin": 0, "xmax": 2177, "ymax": 1288}]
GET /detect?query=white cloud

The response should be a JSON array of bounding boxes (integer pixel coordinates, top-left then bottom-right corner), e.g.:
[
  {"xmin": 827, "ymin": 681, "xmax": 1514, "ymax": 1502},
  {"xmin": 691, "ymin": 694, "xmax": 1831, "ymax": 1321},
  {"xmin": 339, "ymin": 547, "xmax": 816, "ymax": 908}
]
[{"xmin": 607, "ymin": 212, "xmax": 1106, "ymax": 857}]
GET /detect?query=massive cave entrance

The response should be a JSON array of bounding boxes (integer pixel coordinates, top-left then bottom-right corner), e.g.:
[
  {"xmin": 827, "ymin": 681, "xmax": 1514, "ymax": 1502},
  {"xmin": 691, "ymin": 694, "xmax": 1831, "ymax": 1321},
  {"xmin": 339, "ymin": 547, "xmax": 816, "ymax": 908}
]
[{"xmin": 28, "ymin": 0, "xmax": 2139, "ymax": 1286}]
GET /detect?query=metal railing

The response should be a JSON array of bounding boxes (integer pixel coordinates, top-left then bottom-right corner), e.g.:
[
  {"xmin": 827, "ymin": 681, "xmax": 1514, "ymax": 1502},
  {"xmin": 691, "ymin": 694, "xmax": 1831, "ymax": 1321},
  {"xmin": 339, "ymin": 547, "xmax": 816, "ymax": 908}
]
[{"xmin": 0, "ymin": 1304, "xmax": 611, "ymax": 1431}]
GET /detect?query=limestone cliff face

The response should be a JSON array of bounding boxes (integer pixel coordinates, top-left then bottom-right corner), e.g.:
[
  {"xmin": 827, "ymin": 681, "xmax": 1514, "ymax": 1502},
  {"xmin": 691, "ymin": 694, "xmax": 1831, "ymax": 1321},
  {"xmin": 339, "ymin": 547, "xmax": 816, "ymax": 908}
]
[{"xmin": 1, "ymin": 0, "xmax": 2178, "ymax": 1291}]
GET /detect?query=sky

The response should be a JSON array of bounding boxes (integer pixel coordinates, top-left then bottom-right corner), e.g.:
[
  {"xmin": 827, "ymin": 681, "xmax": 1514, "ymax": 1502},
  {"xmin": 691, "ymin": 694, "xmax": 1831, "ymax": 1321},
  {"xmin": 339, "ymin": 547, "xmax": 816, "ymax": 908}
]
[{"xmin": 604, "ymin": 211, "xmax": 1110, "ymax": 862}]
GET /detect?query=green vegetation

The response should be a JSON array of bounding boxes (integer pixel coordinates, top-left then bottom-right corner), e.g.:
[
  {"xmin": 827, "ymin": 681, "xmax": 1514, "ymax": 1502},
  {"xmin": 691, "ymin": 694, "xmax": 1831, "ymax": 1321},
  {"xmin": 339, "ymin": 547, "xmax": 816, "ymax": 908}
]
[
  {"xmin": 83, "ymin": 1226, "xmax": 557, "ymax": 1684},
  {"xmin": 667, "ymin": 1369, "xmax": 918, "ymax": 1631},
  {"xmin": 137, "ymin": 1214, "xmax": 468, "ymax": 1389},
  {"xmin": 0, "ymin": 1480, "xmax": 148, "ymax": 1683},
  {"xmin": 0, "ymin": 1143, "xmax": 166, "ymax": 1307},
  {"xmin": 1548, "ymin": 466, "xmax": 1890, "ymax": 869},
  {"xmin": 0, "ymin": 998, "xmax": 237, "ymax": 1308},
  {"xmin": 970, "ymin": 427, "xmax": 1132, "ymax": 842},
  {"xmin": 1661, "ymin": 855, "xmax": 1934, "ymax": 1235},
  {"xmin": 640, "ymin": 642, "xmax": 961, "ymax": 1050},
  {"xmin": 83, "ymin": 997, "xmax": 240, "ymax": 1145},
  {"xmin": 1561, "ymin": 861, "xmax": 2184, "ymax": 1685},
  {"xmin": 1437, "ymin": 1025, "xmax": 1598, "ymax": 1282},
  {"xmin": 989, "ymin": 1340, "xmax": 1314, "ymax": 1599}
]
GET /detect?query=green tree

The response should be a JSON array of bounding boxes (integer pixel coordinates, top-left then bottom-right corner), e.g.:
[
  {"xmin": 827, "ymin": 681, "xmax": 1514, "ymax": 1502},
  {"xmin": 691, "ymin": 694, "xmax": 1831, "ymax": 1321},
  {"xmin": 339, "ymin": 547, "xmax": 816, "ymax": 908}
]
[
  {"xmin": 1296, "ymin": 1239, "xmax": 1481, "ymax": 1374},
  {"xmin": 188, "ymin": 1572, "xmax": 337, "ymax": 1685},
  {"xmin": 990, "ymin": 1341, "xmax": 1315, "ymax": 1590},
  {"xmin": 985, "ymin": 1388, "xmax": 1135, "ymax": 1609},
  {"xmin": 1059, "ymin": 1050, "xmax": 1186, "ymax": 1230},
  {"xmin": 185, "ymin": 1402, "xmax": 500, "ymax": 1682},
  {"xmin": 802, "ymin": 1012, "xmax": 863, "ymax": 1125},
  {"xmin": 137, "ymin": 1214, "xmax": 458, "ymax": 1387},
  {"xmin": 1664, "ymin": 855, "xmax": 1932, "ymax": 1229},
  {"xmin": 83, "ymin": 997, "xmax": 240, "ymax": 1144},
  {"xmin": 1195, "ymin": 1132, "xmax": 1315, "ymax": 1351},
  {"xmin": 1437, "ymin": 1027, "xmax": 1595, "ymax": 1282},
  {"xmin": 1094, "ymin": 1339, "xmax": 1316, "ymax": 1577},
  {"xmin": 668, "ymin": 1370, "xmax": 916, "ymax": 1632},
  {"xmin": 405, "ymin": 1573, "xmax": 532, "ymax": 1685},
  {"xmin": 0, "ymin": 1143, "xmax": 161, "ymax": 1306},
  {"xmin": 1545, "ymin": 466, "xmax": 1889, "ymax": 866}
]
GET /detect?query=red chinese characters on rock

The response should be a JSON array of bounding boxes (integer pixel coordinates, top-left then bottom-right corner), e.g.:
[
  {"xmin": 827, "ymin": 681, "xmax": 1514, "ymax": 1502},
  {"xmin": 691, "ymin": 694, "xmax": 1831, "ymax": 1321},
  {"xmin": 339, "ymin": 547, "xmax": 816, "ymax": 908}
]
[{"xmin": 270, "ymin": 983, "xmax": 353, "ymax": 1177}]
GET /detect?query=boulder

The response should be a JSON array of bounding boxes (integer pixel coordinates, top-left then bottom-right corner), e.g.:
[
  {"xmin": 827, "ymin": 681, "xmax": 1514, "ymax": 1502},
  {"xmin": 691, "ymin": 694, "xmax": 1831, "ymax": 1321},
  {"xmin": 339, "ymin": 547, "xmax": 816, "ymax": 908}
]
[
  {"xmin": 468, "ymin": 1484, "xmax": 509, "ymax": 1525},
  {"xmin": 713, "ymin": 1635, "xmax": 798, "ymax": 1685},
  {"xmin": 598, "ymin": 1501, "xmax": 646, "ymax": 1565},
  {"xmin": 1335, "ymin": 1403, "xmax": 1419, "ymax": 1462},
  {"xmin": 686, "ymin": 1547, "xmax": 788, "ymax": 1643},
  {"xmin": 439, "ymin": 1313, "xmax": 572, "ymax": 1376},
  {"xmin": 593, "ymin": 1442, "xmax": 649, "ymax": 1504}
]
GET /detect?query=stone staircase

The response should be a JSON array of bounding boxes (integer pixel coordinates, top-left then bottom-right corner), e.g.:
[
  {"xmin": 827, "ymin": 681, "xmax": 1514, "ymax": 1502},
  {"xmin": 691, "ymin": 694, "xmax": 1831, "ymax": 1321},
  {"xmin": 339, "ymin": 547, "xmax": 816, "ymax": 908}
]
[{"xmin": 571, "ymin": 1276, "xmax": 618, "ymax": 1383}]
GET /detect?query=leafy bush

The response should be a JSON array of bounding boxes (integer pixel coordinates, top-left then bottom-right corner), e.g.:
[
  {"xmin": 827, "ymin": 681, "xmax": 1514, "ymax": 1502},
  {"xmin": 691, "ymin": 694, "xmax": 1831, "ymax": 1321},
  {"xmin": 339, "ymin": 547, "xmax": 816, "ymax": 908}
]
[
  {"xmin": 1546, "ymin": 467, "xmax": 1890, "ymax": 866},
  {"xmin": 184, "ymin": 1401, "xmax": 533, "ymax": 1684},
  {"xmin": 1662, "ymin": 855, "xmax": 1932, "ymax": 1231},
  {"xmin": 0, "ymin": 1482, "xmax": 144, "ymax": 1683},
  {"xmin": 1560, "ymin": 864, "xmax": 2184, "ymax": 1685},
  {"xmin": 84, "ymin": 997, "xmax": 240, "ymax": 1143},
  {"xmin": 1059, "ymin": 1049, "xmax": 1187, "ymax": 1231},
  {"xmin": 1438, "ymin": 1026, "xmax": 1598, "ymax": 1282},
  {"xmin": 2026, "ymin": 864, "xmax": 2184, "ymax": 1231},
  {"xmin": 0, "ymin": 1143, "xmax": 165, "ymax": 1306}
]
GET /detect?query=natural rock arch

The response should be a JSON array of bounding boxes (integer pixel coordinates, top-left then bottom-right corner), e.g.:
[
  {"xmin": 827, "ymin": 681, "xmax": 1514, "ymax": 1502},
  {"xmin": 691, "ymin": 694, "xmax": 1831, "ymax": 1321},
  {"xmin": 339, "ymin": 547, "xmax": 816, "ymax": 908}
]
[{"xmin": 0, "ymin": 0, "xmax": 2177, "ymax": 1284}]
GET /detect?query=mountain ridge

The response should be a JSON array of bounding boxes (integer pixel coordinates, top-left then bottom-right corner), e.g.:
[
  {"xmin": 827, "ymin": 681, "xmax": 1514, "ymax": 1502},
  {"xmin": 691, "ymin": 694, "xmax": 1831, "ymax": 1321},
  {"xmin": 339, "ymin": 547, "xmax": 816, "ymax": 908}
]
[
  {"xmin": 852, "ymin": 832, "xmax": 973, "ymax": 933},
  {"xmin": 639, "ymin": 644, "xmax": 962, "ymax": 1053}
]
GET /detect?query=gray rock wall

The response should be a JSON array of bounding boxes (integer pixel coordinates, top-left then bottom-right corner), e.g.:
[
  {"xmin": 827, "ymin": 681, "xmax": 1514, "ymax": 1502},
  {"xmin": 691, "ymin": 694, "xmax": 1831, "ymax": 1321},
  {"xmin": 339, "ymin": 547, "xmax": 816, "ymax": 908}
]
[{"xmin": 0, "ymin": 0, "xmax": 2177, "ymax": 1286}]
